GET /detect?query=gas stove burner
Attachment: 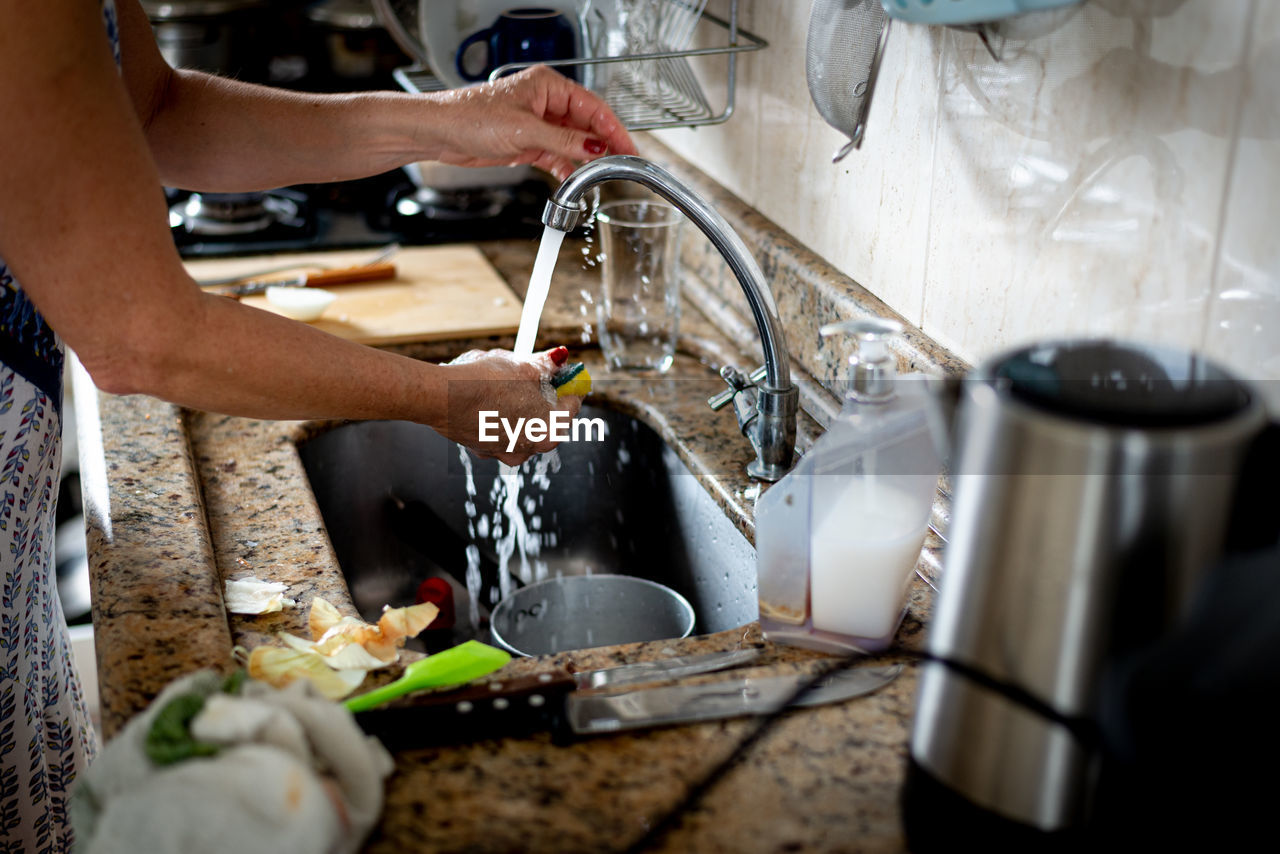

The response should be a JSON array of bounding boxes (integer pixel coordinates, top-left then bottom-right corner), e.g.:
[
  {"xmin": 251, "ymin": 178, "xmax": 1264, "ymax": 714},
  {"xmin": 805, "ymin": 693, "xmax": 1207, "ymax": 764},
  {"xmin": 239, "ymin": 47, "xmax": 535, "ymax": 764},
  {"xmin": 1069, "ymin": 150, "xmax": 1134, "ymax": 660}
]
[
  {"xmin": 393, "ymin": 186, "xmax": 514, "ymax": 222},
  {"xmin": 169, "ymin": 169, "xmax": 548, "ymax": 259},
  {"xmin": 169, "ymin": 191, "xmax": 301, "ymax": 237}
]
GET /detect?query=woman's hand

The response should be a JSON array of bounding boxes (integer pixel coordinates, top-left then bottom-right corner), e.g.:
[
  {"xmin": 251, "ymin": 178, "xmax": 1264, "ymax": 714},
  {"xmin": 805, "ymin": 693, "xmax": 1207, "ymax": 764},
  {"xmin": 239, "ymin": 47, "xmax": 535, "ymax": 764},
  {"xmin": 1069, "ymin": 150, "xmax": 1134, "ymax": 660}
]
[
  {"xmin": 427, "ymin": 65, "xmax": 638, "ymax": 180},
  {"xmin": 437, "ymin": 347, "xmax": 583, "ymax": 466}
]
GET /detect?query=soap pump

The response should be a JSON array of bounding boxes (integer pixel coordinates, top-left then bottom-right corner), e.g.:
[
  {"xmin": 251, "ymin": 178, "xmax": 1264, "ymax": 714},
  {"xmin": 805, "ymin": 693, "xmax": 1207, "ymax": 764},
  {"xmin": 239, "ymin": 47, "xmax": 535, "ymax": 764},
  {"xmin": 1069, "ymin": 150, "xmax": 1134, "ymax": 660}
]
[{"xmin": 754, "ymin": 318, "xmax": 941, "ymax": 653}]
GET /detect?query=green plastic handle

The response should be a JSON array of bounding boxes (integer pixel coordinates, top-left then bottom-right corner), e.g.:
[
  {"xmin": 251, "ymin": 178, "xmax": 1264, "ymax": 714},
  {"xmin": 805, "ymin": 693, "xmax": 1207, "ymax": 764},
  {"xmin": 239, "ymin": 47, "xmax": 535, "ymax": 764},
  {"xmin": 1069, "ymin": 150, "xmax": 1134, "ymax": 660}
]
[{"xmin": 343, "ymin": 640, "xmax": 512, "ymax": 713}]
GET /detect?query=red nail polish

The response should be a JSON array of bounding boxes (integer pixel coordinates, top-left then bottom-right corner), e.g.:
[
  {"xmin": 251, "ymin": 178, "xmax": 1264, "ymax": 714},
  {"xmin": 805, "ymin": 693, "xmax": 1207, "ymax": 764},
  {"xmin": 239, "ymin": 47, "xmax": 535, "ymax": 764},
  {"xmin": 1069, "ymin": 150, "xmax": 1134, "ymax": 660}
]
[
  {"xmin": 583, "ymin": 138, "xmax": 607, "ymax": 155},
  {"xmin": 549, "ymin": 345, "xmax": 569, "ymax": 365}
]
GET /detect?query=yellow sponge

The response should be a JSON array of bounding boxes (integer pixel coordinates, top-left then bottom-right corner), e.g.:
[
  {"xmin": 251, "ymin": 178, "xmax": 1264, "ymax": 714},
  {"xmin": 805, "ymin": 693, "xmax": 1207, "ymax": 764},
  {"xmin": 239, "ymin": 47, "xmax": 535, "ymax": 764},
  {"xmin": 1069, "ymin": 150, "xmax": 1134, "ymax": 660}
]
[{"xmin": 552, "ymin": 362, "xmax": 592, "ymax": 398}]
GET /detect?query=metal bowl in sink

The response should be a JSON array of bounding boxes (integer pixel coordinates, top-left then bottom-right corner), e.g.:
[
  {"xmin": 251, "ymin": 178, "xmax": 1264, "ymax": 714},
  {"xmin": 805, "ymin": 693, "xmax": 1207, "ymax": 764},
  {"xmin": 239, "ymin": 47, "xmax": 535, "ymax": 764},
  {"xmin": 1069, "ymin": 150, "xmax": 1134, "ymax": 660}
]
[
  {"xmin": 490, "ymin": 574, "xmax": 696, "ymax": 657},
  {"xmin": 297, "ymin": 404, "xmax": 757, "ymax": 654}
]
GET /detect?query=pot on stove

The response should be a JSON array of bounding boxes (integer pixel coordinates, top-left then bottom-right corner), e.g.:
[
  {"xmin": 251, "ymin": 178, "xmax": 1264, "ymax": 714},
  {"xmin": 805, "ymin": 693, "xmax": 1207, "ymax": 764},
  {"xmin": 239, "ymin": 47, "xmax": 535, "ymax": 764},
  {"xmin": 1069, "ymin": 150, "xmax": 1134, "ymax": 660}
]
[
  {"xmin": 303, "ymin": 0, "xmax": 408, "ymax": 85},
  {"xmin": 141, "ymin": 0, "xmax": 271, "ymax": 81},
  {"xmin": 902, "ymin": 338, "xmax": 1280, "ymax": 850}
]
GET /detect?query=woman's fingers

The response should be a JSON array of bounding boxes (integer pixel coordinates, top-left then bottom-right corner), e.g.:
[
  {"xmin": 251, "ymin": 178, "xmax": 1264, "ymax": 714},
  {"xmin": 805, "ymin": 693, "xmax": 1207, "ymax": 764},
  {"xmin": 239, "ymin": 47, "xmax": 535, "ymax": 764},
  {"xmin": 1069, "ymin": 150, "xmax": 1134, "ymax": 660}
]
[
  {"xmin": 429, "ymin": 66, "xmax": 635, "ymax": 177},
  {"xmin": 527, "ymin": 149, "xmax": 582, "ymax": 183},
  {"xmin": 507, "ymin": 66, "xmax": 635, "ymax": 167},
  {"xmin": 516, "ymin": 119, "xmax": 610, "ymax": 179},
  {"xmin": 442, "ymin": 346, "xmax": 589, "ymax": 463},
  {"xmin": 531, "ymin": 66, "xmax": 637, "ymax": 157},
  {"xmin": 476, "ymin": 407, "xmax": 582, "ymax": 464}
]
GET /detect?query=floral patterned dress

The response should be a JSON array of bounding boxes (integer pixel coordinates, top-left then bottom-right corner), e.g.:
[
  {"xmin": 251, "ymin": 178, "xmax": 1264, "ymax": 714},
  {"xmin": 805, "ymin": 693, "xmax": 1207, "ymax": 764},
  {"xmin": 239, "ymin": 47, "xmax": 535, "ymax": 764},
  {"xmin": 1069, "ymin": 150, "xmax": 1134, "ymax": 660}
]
[{"xmin": 0, "ymin": 2, "xmax": 119, "ymax": 850}]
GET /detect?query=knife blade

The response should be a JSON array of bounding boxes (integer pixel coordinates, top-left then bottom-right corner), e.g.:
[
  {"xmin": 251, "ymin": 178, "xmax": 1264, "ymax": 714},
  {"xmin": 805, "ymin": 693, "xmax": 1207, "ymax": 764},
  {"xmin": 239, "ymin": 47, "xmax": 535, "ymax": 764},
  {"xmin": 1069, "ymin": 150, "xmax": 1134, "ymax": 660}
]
[
  {"xmin": 210, "ymin": 261, "xmax": 397, "ymax": 297},
  {"xmin": 572, "ymin": 648, "xmax": 763, "ymax": 689},
  {"xmin": 566, "ymin": 664, "xmax": 903, "ymax": 734},
  {"xmin": 352, "ymin": 662, "xmax": 902, "ymax": 749}
]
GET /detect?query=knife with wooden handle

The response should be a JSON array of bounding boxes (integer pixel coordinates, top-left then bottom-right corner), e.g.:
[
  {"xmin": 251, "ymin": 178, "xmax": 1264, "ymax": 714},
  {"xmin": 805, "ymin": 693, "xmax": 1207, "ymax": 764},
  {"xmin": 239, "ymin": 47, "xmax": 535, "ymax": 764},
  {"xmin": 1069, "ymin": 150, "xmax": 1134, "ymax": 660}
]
[{"xmin": 209, "ymin": 262, "xmax": 398, "ymax": 298}]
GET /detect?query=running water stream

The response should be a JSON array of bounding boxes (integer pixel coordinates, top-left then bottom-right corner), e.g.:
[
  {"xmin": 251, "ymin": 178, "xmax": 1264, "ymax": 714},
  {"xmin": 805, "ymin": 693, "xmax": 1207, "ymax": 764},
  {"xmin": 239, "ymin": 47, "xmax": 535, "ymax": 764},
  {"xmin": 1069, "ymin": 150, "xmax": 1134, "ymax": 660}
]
[
  {"xmin": 464, "ymin": 226, "xmax": 569, "ymax": 625},
  {"xmin": 513, "ymin": 226, "xmax": 566, "ymax": 356}
]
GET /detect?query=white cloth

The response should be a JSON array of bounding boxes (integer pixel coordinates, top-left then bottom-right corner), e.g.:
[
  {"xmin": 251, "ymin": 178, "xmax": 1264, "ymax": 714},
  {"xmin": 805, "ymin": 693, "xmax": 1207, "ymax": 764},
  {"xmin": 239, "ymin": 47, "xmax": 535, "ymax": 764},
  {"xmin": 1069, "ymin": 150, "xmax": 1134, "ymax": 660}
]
[{"xmin": 70, "ymin": 671, "xmax": 394, "ymax": 854}]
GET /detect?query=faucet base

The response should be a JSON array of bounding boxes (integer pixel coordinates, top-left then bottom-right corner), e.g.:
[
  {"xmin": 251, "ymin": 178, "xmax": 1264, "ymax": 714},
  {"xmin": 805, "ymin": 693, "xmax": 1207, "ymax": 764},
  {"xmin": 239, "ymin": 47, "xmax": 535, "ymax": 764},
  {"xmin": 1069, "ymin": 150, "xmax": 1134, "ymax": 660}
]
[
  {"xmin": 747, "ymin": 459, "xmax": 790, "ymax": 483},
  {"xmin": 745, "ymin": 384, "xmax": 799, "ymax": 481}
]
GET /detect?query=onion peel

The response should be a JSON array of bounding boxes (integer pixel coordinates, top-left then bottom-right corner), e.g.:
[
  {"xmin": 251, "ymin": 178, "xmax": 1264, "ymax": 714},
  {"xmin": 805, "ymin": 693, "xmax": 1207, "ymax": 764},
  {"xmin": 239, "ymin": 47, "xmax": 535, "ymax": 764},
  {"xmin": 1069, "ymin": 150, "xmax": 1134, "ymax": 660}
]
[
  {"xmin": 298, "ymin": 596, "xmax": 440, "ymax": 668},
  {"xmin": 246, "ymin": 646, "xmax": 366, "ymax": 700}
]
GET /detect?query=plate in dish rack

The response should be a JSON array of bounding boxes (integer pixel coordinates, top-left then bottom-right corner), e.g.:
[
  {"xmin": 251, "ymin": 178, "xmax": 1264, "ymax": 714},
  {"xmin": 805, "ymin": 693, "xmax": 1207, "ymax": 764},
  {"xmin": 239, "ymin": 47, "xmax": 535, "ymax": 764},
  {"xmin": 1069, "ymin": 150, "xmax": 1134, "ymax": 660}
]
[{"xmin": 418, "ymin": 0, "xmax": 596, "ymax": 90}]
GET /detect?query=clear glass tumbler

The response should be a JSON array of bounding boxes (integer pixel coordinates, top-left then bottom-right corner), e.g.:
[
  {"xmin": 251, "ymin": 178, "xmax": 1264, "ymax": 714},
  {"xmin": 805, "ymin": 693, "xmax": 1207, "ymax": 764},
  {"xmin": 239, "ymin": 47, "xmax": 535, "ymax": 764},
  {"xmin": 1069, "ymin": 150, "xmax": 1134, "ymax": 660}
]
[{"xmin": 596, "ymin": 200, "xmax": 684, "ymax": 372}]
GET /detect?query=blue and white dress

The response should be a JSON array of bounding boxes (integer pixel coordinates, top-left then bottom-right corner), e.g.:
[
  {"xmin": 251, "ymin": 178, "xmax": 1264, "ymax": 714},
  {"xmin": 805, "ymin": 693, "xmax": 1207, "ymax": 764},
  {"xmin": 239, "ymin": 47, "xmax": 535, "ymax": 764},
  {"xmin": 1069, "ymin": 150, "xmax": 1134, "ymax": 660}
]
[{"xmin": 0, "ymin": 2, "xmax": 119, "ymax": 850}]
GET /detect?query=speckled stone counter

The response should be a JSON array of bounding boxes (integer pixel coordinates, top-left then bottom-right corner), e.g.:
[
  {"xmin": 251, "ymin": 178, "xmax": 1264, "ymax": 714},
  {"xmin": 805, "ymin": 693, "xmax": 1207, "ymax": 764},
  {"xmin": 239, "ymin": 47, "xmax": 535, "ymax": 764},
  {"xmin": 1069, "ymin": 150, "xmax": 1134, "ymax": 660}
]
[{"xmin": 79, "ymin": 142, "xmax": 964, "ymax": 853}]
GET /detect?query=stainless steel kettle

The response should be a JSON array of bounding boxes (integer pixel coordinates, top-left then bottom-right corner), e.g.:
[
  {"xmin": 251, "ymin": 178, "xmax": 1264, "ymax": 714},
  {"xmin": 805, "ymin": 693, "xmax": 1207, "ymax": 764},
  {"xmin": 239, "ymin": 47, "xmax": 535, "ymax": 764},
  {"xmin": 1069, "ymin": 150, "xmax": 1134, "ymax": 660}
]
[{"xmin": 902, "ymin": 339, "xmax": 1276, "ymax": 850}]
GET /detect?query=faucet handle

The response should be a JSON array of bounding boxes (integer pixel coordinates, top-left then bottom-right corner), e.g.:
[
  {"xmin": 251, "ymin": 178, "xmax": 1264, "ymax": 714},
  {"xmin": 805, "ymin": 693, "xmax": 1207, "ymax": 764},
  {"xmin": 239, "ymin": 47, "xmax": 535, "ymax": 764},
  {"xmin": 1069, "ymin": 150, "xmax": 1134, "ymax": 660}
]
[{"xmin": 708, "ymin": 365, "xmax": 768, "ymax": 411}]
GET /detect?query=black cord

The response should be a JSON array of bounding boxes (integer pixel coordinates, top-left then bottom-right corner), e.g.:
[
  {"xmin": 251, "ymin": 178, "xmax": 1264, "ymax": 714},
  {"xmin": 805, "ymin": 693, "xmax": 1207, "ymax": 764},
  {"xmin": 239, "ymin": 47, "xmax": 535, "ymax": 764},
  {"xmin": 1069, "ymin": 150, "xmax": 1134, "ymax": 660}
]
[
  {"xmin": 619, "ymin": 649, "xmax": 873, "ymax": 854},
  {"xmin": 907, "ymin": 650, "xmax": 1103, "ymax": 749},
  {"xmin": 619, "ymin": 644, "xmax": 1103, "ymax": 852}
]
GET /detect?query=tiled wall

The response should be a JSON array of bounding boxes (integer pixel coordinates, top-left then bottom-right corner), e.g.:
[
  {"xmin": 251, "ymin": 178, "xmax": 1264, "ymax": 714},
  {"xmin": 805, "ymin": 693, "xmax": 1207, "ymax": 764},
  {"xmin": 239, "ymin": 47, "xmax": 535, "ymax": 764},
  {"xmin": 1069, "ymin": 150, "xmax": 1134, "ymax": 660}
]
[{"xmin": 650, "ymin": 0, "xmax": 1279, "ymax": 408}]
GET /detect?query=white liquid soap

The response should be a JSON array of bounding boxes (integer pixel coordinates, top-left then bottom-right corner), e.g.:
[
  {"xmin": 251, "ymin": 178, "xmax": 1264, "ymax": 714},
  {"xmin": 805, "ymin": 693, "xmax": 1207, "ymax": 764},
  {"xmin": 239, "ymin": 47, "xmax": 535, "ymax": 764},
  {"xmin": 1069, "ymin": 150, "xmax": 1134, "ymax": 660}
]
[
  {"xmin": 753, "ymin": 317, "xmax": 942, "ymax": 652},
  {"xmin": 809, "ymin": 480, "xmax": 932, "ymax": 640}
]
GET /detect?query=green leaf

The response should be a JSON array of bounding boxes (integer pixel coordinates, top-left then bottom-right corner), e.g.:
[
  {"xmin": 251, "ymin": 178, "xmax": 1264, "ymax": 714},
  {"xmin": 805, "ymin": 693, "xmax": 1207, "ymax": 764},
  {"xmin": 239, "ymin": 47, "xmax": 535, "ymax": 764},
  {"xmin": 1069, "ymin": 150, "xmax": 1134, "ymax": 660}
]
[
  {"xmin": 144, "ymin": 693, "xmax": 221, "ymax": 766},
  {"xmin": 221, "ymin": 668, "xmax": 248, "ymax": 696}
]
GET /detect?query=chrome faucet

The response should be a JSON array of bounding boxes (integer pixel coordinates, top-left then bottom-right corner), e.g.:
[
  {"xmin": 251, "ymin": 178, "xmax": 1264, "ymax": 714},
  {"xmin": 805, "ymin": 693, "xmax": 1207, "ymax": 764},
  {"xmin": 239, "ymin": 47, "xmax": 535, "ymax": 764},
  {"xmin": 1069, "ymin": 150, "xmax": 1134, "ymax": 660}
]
[{"xmin": 543, "ymin": 155, "xmax": 798, "ymax": 481}]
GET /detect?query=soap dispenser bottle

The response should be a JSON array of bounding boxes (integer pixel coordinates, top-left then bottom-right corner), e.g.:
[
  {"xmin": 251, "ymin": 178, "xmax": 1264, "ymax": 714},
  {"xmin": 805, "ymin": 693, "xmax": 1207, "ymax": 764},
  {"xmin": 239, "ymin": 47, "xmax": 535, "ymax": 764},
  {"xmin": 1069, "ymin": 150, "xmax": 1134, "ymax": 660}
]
[{"xmin": 755, "ymin": 318, "xmax": 941, "ymax": 652}]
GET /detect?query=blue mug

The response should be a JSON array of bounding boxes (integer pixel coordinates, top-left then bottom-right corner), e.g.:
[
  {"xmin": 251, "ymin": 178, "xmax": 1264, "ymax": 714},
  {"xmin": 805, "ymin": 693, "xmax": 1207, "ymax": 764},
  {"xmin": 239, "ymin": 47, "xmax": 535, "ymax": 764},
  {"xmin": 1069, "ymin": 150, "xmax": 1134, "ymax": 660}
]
[{"xmin": 455, "ymin": 8, "xmax": 578, "ymax": 83}]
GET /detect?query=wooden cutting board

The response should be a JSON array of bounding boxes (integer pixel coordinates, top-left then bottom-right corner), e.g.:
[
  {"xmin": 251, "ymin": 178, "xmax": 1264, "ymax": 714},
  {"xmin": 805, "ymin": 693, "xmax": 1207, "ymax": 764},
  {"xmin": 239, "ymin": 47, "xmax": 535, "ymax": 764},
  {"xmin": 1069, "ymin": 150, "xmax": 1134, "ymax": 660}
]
[{"xmin": 183, "ymin": 245, "xmax": 524, "ymax": 346}]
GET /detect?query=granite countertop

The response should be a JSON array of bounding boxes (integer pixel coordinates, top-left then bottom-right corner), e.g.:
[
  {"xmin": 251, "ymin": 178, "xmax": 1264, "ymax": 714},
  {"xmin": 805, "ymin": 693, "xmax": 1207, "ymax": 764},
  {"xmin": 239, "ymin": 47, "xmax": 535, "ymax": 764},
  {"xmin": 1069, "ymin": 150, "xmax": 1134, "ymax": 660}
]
[{"xmin": 78, "ymin": 154, "xmax": 949, "ymax": 853}]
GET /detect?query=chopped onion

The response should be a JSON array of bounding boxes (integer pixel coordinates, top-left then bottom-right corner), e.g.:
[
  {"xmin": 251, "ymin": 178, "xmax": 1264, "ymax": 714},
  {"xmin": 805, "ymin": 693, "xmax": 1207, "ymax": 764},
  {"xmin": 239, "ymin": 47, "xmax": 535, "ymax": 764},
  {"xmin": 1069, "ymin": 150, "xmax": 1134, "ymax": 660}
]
[{"xmin": 264, "ymin": 286, "xmax": 337, "ymax": 322}]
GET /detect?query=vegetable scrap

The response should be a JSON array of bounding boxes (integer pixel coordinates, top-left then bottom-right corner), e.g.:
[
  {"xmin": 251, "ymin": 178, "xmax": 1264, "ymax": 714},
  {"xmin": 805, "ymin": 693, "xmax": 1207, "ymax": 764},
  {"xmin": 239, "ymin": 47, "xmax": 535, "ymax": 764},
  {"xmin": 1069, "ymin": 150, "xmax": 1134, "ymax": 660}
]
[
  {"xmin": 245, "ymin": 647, "xmax": 366, "ymax": 701},
  {"xmin": 245, "ymin": 596, "xmax": 439, "ymax": 698},
  {"xmin": 224, "ymin": 576, "xmax": 296, "ymax": 614}
]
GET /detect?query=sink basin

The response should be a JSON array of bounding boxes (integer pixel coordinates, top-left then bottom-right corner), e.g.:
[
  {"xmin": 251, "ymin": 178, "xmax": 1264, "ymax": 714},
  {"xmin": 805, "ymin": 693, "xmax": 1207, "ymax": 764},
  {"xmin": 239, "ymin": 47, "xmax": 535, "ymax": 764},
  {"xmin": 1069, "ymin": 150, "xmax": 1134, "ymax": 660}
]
[{"xmin": 298, "ymin": 404, "xmax": 758, "ymax": 653}]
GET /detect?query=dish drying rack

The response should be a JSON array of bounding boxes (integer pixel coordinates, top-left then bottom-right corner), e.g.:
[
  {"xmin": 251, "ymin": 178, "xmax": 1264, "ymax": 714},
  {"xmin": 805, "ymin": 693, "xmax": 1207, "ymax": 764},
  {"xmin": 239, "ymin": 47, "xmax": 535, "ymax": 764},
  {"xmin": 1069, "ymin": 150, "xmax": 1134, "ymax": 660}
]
[{"xmin": 372, "ymin": 0, "xmax": 766, "ymax": 131}]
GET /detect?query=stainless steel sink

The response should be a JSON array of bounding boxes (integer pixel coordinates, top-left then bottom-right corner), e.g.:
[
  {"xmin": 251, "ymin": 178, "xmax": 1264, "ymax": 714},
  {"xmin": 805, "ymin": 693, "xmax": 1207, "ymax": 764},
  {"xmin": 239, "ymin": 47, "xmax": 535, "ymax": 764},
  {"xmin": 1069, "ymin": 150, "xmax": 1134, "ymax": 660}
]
[{"xmin": 298, "ymin": 404, "xmax": 758, "ymax": 653}]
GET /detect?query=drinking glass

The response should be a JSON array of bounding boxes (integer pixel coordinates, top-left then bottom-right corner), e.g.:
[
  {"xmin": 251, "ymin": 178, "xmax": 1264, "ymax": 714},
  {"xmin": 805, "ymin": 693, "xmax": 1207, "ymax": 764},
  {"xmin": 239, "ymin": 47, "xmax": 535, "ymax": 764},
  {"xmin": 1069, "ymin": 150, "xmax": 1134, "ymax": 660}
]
[{"xmin": 595, "ymin": 200, "xmax": 684, "ymax": 372}]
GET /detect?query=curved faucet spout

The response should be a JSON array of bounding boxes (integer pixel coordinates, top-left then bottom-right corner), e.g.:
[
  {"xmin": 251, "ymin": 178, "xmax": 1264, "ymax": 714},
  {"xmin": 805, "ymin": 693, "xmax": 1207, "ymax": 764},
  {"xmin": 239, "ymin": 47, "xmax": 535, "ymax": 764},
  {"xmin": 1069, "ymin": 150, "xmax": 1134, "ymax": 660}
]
[
  {"xmin": 544, "ymin": 156, "xmax": 790, "ymax": 393},
  {"xmin": 543, "ymin": 155, "xmax": 798, "ymax": 480}
]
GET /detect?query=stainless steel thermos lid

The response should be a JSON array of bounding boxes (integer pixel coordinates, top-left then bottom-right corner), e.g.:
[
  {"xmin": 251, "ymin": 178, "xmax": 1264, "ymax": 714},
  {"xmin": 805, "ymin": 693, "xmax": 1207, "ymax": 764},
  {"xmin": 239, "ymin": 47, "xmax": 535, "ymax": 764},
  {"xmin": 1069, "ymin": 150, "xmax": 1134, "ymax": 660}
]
[{"xmin": 984, "ymin": 339, "xmax": 1255, "ymax": 429}]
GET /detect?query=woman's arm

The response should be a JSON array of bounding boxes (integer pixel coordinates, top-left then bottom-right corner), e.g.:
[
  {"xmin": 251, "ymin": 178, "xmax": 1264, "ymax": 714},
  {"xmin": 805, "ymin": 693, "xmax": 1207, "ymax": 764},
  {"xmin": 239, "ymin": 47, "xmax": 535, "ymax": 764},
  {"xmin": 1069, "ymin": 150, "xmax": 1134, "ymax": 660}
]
[
  {"xmin": 114, "ymin": 0, "xmax": 636, "ymax": 190},
  {"xmin": 0, "ymin": 0, "xmax": 573, "ymax": 465}
]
